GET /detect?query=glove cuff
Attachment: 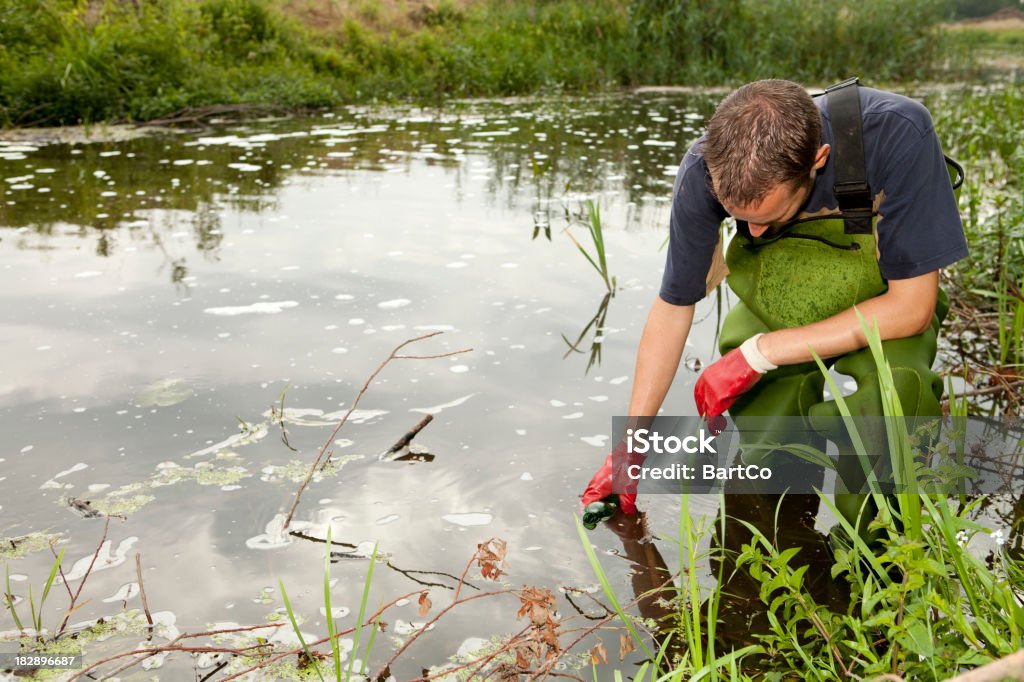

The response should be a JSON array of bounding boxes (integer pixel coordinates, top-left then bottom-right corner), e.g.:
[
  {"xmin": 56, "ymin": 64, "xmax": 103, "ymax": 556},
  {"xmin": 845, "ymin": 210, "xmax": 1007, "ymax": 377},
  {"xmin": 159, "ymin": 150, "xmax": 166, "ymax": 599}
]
[{"xmin": 739, "ymin": 333, "xmax": 778, "ymax": 374}]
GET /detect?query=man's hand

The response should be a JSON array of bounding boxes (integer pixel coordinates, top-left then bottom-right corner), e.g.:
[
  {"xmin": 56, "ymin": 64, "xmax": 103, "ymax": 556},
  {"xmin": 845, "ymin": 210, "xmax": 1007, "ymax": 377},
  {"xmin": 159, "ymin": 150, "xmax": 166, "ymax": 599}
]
[
  {"xmin": 581, "ymin": 441, "xmax": 638, "ymax": 515},
  {"xmin": 694, "ymin": 333, "xmax": 777, "ymax": 421}
]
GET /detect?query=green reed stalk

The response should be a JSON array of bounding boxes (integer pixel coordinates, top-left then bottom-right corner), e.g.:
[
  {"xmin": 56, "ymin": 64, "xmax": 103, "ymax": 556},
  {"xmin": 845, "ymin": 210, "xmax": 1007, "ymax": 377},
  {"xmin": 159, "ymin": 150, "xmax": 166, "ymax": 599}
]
[
  {"xmin": 279, "ymin": 578, "xmax": 326, "ymax": 682},
  {"xmin": 574, "ymin": 515, "xmax": 653, "ymax": 659}
]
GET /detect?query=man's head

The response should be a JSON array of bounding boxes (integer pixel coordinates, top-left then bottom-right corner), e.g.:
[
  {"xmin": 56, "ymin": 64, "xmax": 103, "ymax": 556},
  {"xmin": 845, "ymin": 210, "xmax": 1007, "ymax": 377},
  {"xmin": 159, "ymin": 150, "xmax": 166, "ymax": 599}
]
[{"xmin": 703, "ymin": 79, "xmax": 830, "ymax": 236}]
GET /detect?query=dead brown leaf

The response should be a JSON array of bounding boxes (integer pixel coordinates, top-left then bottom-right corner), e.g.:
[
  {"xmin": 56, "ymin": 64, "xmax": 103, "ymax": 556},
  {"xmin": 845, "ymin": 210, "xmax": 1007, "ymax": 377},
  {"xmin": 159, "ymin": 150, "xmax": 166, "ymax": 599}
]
[
  {"xmin": 417, "ymin": 591, "xmax": 432, "ymax": 617},
  {"xmin": 591, "ymin": 639, "xmax": 608, "ymax": 664},
  {"xmin": 619, "ymin": 632, "xmax": 636, "ymax": 661},
  {"xmin": 476, "ymin": 538, "xmax": 508, "ymax": 581}
]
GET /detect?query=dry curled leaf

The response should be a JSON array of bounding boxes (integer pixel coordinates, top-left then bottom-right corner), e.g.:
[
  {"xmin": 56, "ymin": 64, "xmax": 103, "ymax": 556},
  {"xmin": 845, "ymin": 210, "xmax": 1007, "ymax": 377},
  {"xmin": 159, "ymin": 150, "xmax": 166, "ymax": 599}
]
[
  {"xmin": 516, "ymin": 586, "xmax": 561, "ymax": 657},
  {"xmin": 591, "ymin": 639, "xmax": 608, "ymax": 664},
  {"xmin": 619, "ymin": 632, "xmax": 636, "ymax": 661},
  {"xmin": 417, "ymin": 591, "xmax": 432, "ymax": 617},
  {"xmin": 475, "ymin": 537, "xmax": 508, "ymax": 581}
]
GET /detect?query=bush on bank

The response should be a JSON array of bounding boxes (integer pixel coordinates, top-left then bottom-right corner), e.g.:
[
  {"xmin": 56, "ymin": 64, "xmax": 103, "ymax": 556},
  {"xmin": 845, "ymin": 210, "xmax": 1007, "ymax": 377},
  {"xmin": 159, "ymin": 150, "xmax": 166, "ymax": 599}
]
[{"xmin": 0, "ymin": 0, "xmax": 954, "ymax": 126}]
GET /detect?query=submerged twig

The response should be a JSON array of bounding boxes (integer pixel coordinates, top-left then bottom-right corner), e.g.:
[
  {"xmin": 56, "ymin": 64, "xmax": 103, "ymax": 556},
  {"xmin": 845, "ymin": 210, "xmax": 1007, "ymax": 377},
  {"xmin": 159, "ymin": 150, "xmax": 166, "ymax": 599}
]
[
  {"xmin": 135, "ymin": 553, "xmax": 154, "ymax": 639},
  {"xmin": 56, "ymin": 517, "xmax": 111, "ymax": 638},
  {"xmin": 282, "ymin": 332, "xmax": 471, "ymax": 530},
  {"xmin": 384, "ymin": 414, "xmax": 434, "ymax": 455}
]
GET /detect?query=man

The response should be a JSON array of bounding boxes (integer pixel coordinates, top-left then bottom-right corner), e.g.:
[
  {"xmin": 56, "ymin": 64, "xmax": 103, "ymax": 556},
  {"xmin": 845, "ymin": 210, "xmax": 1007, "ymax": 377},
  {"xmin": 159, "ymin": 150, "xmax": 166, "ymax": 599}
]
[{"xmin": 581, "ymin": 79, "xmax": 967, "ymax": 529}]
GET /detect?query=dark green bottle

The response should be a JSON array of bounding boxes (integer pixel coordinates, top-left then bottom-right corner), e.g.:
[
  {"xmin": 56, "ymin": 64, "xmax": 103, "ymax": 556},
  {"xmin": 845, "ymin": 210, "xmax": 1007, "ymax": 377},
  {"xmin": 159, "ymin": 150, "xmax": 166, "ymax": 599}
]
[{"xmin": 582, "ymin": 494, "xmax": 619, "ymax": 530}]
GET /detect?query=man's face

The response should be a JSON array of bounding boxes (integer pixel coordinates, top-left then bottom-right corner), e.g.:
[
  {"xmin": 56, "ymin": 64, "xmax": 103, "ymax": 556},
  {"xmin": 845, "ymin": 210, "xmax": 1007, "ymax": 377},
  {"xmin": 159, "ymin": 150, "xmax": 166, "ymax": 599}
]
[
  {"xmin": 721, "ymin": 179, "xmax": 812, "ymax": 238},
  {"xmin": 716, "ymin": 143, "xmax": 831, "ymax": 238}
]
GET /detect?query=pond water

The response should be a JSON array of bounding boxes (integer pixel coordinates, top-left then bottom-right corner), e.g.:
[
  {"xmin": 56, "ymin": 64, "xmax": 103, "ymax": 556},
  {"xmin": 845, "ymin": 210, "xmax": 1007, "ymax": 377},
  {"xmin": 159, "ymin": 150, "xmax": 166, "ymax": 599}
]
[
  {"xmin": 0, "ymin": 93, "xmax": 743, "ymax": 678},
  {"xmin": 3, "ymin": 88, "xmax": 1010, "ymax": 679}
]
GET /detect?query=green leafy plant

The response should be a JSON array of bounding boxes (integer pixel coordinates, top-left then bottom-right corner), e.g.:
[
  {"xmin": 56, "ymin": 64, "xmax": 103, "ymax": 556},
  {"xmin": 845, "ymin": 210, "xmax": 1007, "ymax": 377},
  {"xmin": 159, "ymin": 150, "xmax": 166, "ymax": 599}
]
[
  {"xmin": 278, "ymin": 528, "xmax": 380, "ymax": 680},
  {"xmin": 3, "ymin": 549, "xmax": 65, "ymax": 638}
]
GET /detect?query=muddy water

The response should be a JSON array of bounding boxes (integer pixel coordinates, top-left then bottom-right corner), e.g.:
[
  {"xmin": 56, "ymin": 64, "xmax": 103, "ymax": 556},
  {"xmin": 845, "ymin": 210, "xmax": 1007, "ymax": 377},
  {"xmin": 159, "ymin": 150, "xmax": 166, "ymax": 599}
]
[{"xmin": 0, "ymin": 94, "xmax": 751, "ymax": 677}]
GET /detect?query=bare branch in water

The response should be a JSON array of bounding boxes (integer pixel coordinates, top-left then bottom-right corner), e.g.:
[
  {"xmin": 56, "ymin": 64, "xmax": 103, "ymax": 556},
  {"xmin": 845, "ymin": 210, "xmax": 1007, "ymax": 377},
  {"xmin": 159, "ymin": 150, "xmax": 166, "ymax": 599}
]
[{"xmin": 283, "ymin": 332, "xmax": 472, "ymax": 529}]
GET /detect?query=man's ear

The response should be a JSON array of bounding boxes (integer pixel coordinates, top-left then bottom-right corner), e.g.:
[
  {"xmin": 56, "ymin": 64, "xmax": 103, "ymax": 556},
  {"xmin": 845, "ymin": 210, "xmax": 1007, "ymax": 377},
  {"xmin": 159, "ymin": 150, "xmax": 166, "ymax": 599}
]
[{"xmin": 813, "ymin": 144, "xmax": 831, "ymax": 171}]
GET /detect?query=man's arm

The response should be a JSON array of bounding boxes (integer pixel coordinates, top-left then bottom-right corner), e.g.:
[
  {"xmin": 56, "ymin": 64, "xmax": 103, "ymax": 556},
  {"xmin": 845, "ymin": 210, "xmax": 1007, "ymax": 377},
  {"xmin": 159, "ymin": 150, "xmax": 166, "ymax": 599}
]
[
  {"xmin": 628, "ymin": 297, "xmax": 695, "ymax": 416},
  {"xmin": 757, "ymin": 271, "xmax": 939, "ymax": 366}
]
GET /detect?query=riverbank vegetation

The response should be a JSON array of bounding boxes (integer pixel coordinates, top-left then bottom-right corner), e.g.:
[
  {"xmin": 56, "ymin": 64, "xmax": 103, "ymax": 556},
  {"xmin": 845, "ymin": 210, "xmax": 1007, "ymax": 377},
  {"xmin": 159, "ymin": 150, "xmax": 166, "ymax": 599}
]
[{"xmin": 0, "ymin": 0, "xmax": 978, "ymax": 127}]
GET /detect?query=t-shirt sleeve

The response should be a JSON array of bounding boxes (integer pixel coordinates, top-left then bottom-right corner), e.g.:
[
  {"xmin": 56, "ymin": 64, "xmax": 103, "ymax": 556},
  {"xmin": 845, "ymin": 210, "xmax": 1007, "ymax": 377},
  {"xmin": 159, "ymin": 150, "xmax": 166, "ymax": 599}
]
[
  {"xmin": 873, "ymin": 110, "xmax": 967, "ymax": 280},
  {"xmin": 659, "ymin": 148, "xmax": 728, "ymax": 306}
]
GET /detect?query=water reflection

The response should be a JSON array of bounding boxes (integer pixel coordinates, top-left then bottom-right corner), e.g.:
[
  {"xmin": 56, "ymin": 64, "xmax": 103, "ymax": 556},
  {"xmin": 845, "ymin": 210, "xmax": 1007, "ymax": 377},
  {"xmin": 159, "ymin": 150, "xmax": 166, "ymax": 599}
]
[{"xmin": 0, "ymin": 92, "xmax": 733, "ymax": 675}]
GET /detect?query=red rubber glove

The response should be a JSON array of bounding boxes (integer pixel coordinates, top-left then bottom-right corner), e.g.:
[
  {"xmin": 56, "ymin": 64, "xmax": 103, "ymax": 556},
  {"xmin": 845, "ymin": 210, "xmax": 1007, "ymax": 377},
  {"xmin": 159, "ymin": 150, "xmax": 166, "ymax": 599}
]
[
  {"xmin": 581, "ymin": 440, "xmax": 640, "ymax": 514},
  {"xmin": 694, "ymin": 334, "xmax": 776, "ymax": 427}
]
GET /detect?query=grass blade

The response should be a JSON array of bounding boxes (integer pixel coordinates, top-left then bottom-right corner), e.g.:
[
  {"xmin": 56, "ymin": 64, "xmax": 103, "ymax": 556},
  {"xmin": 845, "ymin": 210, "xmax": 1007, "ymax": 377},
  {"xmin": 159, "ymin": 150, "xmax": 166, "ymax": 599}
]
[
  {"xmin": 279, "ymin": 579, "xmax": 326, "ymax": 682},
  {"xmin": 324, "ymin": 528, "xmax": 342, "ymax": 681},
  {"xmin": 573, "ymin": 515, "xmax": 653, "ymax": 658}
]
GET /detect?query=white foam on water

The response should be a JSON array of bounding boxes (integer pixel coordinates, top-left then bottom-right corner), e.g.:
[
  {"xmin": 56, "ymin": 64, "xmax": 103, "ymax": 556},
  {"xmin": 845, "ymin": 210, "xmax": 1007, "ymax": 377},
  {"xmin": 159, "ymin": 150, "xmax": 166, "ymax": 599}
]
[
  {"xmin": 449, "ymin": 365, "xmax": 469, "ymax": 373},
  {"xmin": 245, "ymin": 514, "xmax": 312, "ymax": 550},
  {"xmin": 55, "ymin": 462, "xmax": 88, "ymax": 479},
  {"xmin": 581, "ymin": 435, "xmax": 609, "ymax": 447},
  {"xmin": 588, "ymin": 395, "xmax": 609, "ymax": 402},
  {"xmin": 319, "ymin": 606, "xmax": 351, "ymax": 618},
  {"xmin": 500, "ymin": 263, "xmax": 519, "ymax": 269},
  {"xmin": 442, "ymin": 512, "xmax": 492, "ymax": 527},
  {"xmin": 375, "ymin": 514, "xmax": 400, "ymax": 525},
  {"xmin": 204, "ymin": 301, "xmax": 298, "ymax": 316},
  {"xmin": 228, "ymin": 163, "xmax": 262, "ymax": 172},
  {"xmin": 609, "ymin": 376, "xmax": 629, "ymax": 385},
  {"xmin": 63, "ymin": 537, "xmax": 139, "ymax": 581},
  {"xmin": 520, "ymin": 472, "xmax": 533, "ymax": 481},
  {"xmin": 524, "ymin": 546, "xmax": 543, "ymax": 551},
  {"xmin": 446, "ymin": 261, "xmax": 468, "ymax": 268},
  {"xmin": 394, "ymin": 620, "xmax": 435, "ymax": 635},
  {"xmin": 549, "ymin": 399, "xmax": 566, "ymax": 407},
  {"xmin": 88, "ymin": 484, "xmax": 111, "ymax": 493},
  {"xmin": 102, "ymin": 582, "xmax": 139, "ymax": 603},
  {"xmin": 410, "ymin": 393, "xmax": 476, "ymax": 415},
  {"xmin": 73, "ymin": 271, "xmax": 103, "ymax": 279},
  {"xmin": 378, "ymin": 298, "xmax": 411, "ymax": 309},
  {"xmin": 413, "ymin": 324, "xmax": 455, "ymax": 332},
  {"xmin": 456, "ymin": 637, "xmax": 489, "ymax": 658},
  {"xmin": 349, "ymin": 318, "xmax": 365, "ymax": 325},
  {"xmin": 515, "ymin": 429, "xmax": 526, "ymax": 435},
  {"xmin": 186, "ymin": 423, "xmax": 268, "ymax": 459},
  {"xmin": 321, "ymin": 408, "xmax": 388, "ymax": 424},
  {"xmin": 335, "ymin": 294, "xmax": 355, "ymax": 300},
  {"xmin": 562, "ymin": 412, "xmax": 583, "ymax": 420}
]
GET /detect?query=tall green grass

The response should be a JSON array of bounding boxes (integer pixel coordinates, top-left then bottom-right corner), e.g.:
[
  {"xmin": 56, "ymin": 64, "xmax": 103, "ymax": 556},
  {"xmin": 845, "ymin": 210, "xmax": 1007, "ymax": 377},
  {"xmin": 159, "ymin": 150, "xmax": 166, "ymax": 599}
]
[
  {"xmin": 0, "ymin": 0, "xmax": 958, "ymax": 126},
  {"xmin": 932, "ymin": 85, "xmax": 1024, "ymax": 405}
]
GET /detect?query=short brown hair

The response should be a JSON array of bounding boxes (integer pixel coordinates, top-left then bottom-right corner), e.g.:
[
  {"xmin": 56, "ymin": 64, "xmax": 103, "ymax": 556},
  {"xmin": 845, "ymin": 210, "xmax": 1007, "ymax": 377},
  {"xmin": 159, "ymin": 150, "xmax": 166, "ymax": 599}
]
[{"xmin": 703, "ymin": 79, "xmax": 822, "ymax": 208}]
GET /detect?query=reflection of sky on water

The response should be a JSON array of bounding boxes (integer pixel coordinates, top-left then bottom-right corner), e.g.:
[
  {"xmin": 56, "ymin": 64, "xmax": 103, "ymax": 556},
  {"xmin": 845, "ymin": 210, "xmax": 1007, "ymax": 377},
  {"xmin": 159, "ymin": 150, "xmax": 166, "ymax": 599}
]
[{"xmin": 0, "ymin": 95, "xmax": 728, "ymax": 674}]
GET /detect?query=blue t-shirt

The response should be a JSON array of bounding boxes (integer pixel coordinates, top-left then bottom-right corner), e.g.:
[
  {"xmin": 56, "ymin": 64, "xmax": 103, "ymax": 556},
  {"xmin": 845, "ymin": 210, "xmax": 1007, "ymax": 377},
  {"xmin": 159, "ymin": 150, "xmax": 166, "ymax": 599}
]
[{"xmin": 659, "ymin": 86, "xmax": 968, "ymax": 306}]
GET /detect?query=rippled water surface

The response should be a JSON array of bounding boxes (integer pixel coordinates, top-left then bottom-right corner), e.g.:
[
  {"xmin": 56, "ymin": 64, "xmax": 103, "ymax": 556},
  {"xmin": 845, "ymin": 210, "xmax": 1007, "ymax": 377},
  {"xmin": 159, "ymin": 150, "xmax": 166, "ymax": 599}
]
[{"xmin": 1, "ymin": 94, "xmax": 744, "ymax": 677}]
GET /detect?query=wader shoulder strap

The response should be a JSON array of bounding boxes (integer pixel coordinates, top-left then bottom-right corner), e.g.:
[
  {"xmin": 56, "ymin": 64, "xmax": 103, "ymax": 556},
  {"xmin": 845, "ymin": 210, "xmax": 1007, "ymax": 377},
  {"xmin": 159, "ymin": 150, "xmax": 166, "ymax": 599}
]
[{"xmin": 826, "ymin": 77, "xmax": 873, "ymax": 235}]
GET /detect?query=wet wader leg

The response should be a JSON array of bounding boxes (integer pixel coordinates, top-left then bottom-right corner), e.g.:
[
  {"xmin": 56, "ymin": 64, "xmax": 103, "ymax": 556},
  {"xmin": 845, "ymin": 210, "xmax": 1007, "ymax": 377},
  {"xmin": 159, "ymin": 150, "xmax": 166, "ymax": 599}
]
[
  {"xmin": 807, "ymin": 290, "xmax": 949, "ymax": 535},
  {"xmin": 719, "ymin": 301, "xmax": 827, "ymax": 477}
]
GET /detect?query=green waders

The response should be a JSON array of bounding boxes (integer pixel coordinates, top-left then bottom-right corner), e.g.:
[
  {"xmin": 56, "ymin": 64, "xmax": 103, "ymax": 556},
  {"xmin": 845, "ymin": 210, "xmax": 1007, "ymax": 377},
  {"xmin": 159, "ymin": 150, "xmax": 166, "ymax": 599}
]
[{"xmin": 718, "ymin": 215, "xmax": 947, "ymax": 538}]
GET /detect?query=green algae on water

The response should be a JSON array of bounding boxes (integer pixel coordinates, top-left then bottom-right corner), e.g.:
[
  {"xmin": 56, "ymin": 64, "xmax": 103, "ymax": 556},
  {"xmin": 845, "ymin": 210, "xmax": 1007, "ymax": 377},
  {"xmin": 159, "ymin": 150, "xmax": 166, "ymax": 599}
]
[{"xmin": 0, "ymin": 532, "xmax": 63, "ymax": 560}]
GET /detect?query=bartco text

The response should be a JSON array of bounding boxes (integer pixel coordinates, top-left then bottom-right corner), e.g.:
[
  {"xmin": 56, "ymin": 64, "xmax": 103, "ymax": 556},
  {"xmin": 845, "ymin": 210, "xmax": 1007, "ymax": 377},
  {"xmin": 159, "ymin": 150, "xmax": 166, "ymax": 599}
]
[{"xmin": 624, "ymin": 427, "xmax": 772, "ymax": 481}]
